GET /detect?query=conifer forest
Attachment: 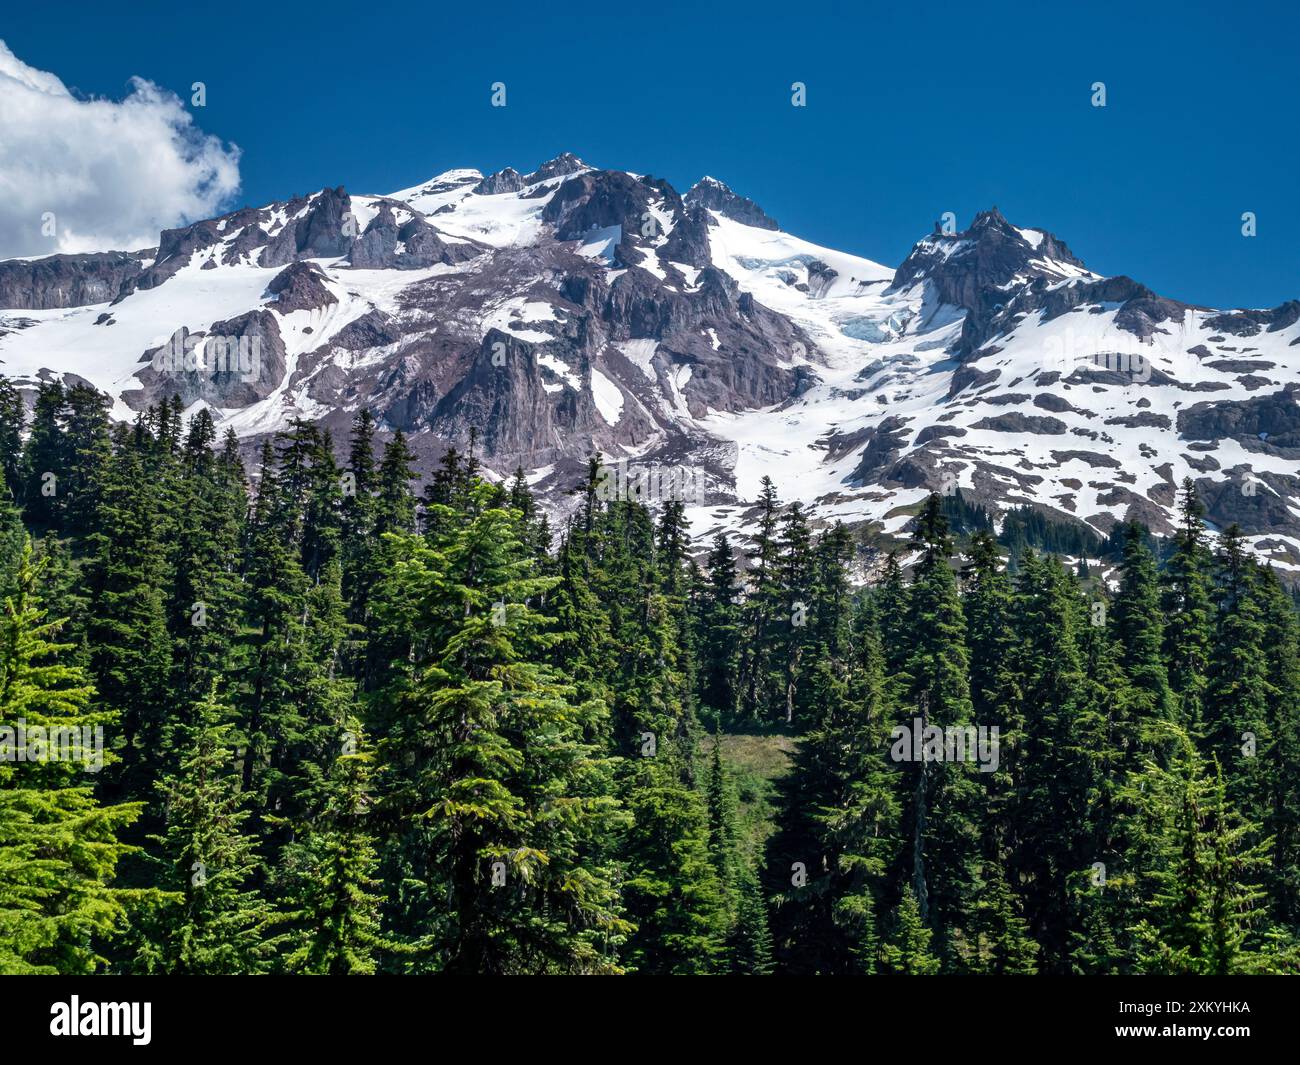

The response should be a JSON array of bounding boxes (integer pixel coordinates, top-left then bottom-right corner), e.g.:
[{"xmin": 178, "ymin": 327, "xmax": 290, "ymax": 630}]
[{"xmin": 2, "ymin": 381, "xmax": 1298, "ymax": 978}]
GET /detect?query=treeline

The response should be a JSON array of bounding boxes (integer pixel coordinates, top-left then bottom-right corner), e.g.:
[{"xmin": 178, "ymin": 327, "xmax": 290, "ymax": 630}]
[{"xmin": 0, "ymin": 377, "xmax": 1297, "ymax": 974}]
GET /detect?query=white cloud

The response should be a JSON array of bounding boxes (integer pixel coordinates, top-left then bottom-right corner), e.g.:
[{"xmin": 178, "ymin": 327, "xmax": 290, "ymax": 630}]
[{"xmin": 0, "ymin": 40, "xmax": 241, "ymax": 258}]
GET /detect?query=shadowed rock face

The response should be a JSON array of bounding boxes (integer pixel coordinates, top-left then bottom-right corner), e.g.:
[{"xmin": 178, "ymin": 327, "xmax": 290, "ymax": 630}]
[
  {"xmin": 474, "ymin": 153, "xmax": 587, "ymax": 196},
  {"xmin": 1177, "ymin": 387, "xmax": 1300, "ymax": 448},
  {"xmin": 1196, "ymin": 470, "xmax": 1300, "ymax": 537},
  {"xmin": 130, "ymin": 311, "xmax": 288, "ymax": 410},
  {"xmin": 0, "ymin": 252, "xmax": 148, "ymax": 309},
  {"xmin": 1204, "ymin": 302, "xmax": 1300, "ymax": 338},
  {"xmin": 685, "ymin": 177, "xmax": 779, "ymax": 231},
  {"xmin": 261, "ymin": 186, "xmax": 354, "ymax": 267},
  {"xmin": 890, "ymin": 208, "xmax": 1194, "ymax": 364},
  {"xmin": 542, "ymin": 170, "xmax": 669, "ymax": 242},
  {"xmin": 348, "ymin": 202, "xmax": 482, "ymax": 269},
  {"xmin": 427, "ymin": 329, "xmax": 601, "ymax": 464},
  {"xmin": 893, "ymin": 209, "xmax": 1081, "ymax": 305},
  {"xmin": 265, "ymin": 262, "xmax": 337, "ymax": 313}
]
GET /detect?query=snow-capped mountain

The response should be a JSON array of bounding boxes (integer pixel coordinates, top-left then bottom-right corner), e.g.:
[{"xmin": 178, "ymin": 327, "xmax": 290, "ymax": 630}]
[{"xmin": 1, "ymin": 154, "xmax": 1298, "ymax": 569}]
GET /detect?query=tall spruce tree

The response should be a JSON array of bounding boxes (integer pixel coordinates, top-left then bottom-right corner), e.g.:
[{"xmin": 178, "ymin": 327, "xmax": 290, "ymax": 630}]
[
  {"xmin": 1161, "ymin": 481, "xmax": 1213, "ymax": 730},
  {"xmin": 135, "ymin": 686, "xmax": 281, "ymax": 974},
  {"xmin": 374, "ymin": 484, "xmax": 630, "ymax": 973},
  {"xmin": 0, "ymin": 543, "xmax": 142, "ymax": 974}
]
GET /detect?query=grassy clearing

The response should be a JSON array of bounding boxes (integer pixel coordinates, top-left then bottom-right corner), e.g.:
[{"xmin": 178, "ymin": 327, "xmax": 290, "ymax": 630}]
[{"xmin": 704, "ymin": 733, "xmax": 797, "ymax": 864}]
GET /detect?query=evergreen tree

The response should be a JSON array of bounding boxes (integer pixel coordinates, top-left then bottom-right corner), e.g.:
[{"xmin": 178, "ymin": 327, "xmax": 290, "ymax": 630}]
[
  {"xmin": 0, "ymin": 377, "xmax": 25, "ymax": 506},
  {"xmin": 621, "ymin": 760, "xmax": 728, "ymax": 974},
  {"xmin": 731, "ymin": 867, "xmax": 775, "ymax": 975},
  {"xmin": 738, "ymin": 477, "xmax": 782, "ymax": 722},
  {"xmin": 374, "ymin": 485, "xmax": 629, "ymax": 973},
  {"xmin": 170, "ymin": 408, "xmax": 247, "ymax": 709},
  {"xmin": 963, "ymin": 859, "xmax": 1039, "ymax": 974},
  {"xmin": 898, "ymin": 494, "xmax": 977, "ymax": 951},
  {"xmin": 1204, "ymin": 525, "xmax": 1270, "ymax": 823},
  {"xmin": 697, "ymin": 534, "xmax": 741, "ymax": 724},
  {"xmin": 1161, "ymin": 481, "xmax": 1213, "ymax": 730},
  {"xmin": 134, "ymin": 687, "xmax": 281, "ymax": 974},
  {"xmin": 1111, "ymin": 522, "xmax": 1174, "ymax": 729},
  {"xmin": 1129, "ymin": 727, "xmax": 1271, "ymax": 975},
  {"xmin": 704, "ymin": 734, "xmax": 739, "ymax": 910},
  {"xmin": 0, "ymin": 543, "xmax": 142, "ymax": 974},
  {"xmin": 879, "ymin": 886, "xmax": 940, "ymax": 974},
  {"xmin": 280, "ymin": 741, "xmax": 385, "ymax": 975},
  {"xmin": 21, "ymin": 381, "xmax": 67, "ymax": 533},
  {"xmin": 83, "ymin": 444, "xmax": 173, "ymax": 800}
]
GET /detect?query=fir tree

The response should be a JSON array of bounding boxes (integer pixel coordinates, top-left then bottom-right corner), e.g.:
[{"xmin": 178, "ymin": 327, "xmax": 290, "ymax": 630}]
[
  {"xmin": 879, "ymin": 886, "xmax": 940, "ymax": 974},
  {"xmin": 697, "ymin": 533, "xmax": 742, "ymax": 724},
  {"xmin": 0, "ymin": 543, "xmax": 142, "ymax": 974},
  {"xmin": 21, "ymin": 381, "xmax": 67, "ymax": 533},
  {"xmin": 1111, "ymin": 521, "xmax": 1174, "ymax": 729},
  {"xmin": 1129, "ymin": 726, "xmax": 1271, "ymax": 975},
  {"xmin": 280, "ymin": 741, "xmax": 385, "ymax": 975},
  {"xmin": 731, "ymin": 866, "xmax": 775, "ymax": 975},
  {"xmin": 1161, "ymin": 481, "xmax": 1213, "ymax": 730},
  {"xmin": 621, "ymin": 760, "xmax": 728, "ymax": 974},
  {"xmin": 135, "ymin": 686, "xmax": 281, "ymax": 974},
  {"xmin": 374, "ymin": 485, "xmax": 630, "ymax": 973}
]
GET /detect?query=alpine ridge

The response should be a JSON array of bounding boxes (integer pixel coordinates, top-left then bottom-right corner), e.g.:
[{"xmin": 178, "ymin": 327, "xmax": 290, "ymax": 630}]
[{"xmin": 2, "ymin": 153, "xmax": 1298, "ymax": 571}]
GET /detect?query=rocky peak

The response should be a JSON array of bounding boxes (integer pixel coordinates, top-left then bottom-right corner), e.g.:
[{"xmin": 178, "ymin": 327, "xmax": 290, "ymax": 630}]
[
  {"xmin": 528, "ymin": 152, "xmax": 587, "ymax": 183},
  {"xmin": 685, "ymin": 176, "xmax": 779, "ymax": 230},
  {"xmin": 473, "ymin": 154, "xmax": 590, "ymax": 196},
  {"xmin": 542, "ymin": 170, "xmax": 663, "ymax": 242},
  {"xmin": 472, "ymin": 167, "xmax": 526, "ymax": 195},
  {"xmin": 260, "ymin": 186, "xmax": 354, "ymax": 267},
  {"xmin": 892, "ymin": 207, "xmax": 1095, "ymax": 354}
]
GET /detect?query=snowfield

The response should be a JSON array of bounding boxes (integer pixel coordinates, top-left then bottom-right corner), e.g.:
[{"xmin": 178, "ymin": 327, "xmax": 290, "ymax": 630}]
[{"xmin": 2, "ymin": 155, "xmax": 1298, "ymax": 571}]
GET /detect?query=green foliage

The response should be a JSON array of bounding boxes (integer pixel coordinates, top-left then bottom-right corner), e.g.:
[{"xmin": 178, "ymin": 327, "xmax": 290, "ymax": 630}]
[
  {"xmin": 2, "ymin": 375, "xmax": 1298, "ymax": 978},
  {"xmin": 134, "ymin": 687, "xmax": 281, "ymax": 974},
  {"xmin": 0, "ymin": 543, "xmax": 142, "ymax": 973},
  {"xmin": 879, "ymin": 887, "xmax": 940, "ymax": 974}
]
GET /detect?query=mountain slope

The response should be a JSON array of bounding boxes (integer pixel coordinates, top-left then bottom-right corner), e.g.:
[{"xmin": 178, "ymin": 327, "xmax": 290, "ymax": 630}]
[{"xmin": 1, "ymin": 155, "xmax": 1298, "ymax": 570}]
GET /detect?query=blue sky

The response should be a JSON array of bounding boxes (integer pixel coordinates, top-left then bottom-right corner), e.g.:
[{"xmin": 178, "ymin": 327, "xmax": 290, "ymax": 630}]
[{"xmin": 4, "ymin": 0, "xmax": 1296, "ymax": 308}]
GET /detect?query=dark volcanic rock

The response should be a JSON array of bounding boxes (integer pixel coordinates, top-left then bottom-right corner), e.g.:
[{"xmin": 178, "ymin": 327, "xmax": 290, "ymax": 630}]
[
  {"xmin": 132, "ymin": 219, "xmax": 226, "ymax": 291},
  {"xmin": 1104, "ymin": 412, "xmax": 1171, "ymax": 429},
  {"xmin": 913, "ymin": 424, "xmax": 968, "ymax": 446},
  {"xmin": 328, "ymin": 309, "xmax": 403, "ymax": 351},
  {"xmin": 846, "ymin": 417, "xmax": 912, "ymax": 484},
  {"xmin": 473, "ymin": 167, "xmax": 526, "ymax": 195},
  {"xmin": 890, "ymin": 208, "xmax": 1090, "ymax": 353},
  {"xmin": 348, "ymin": 202, "xmax": 482, "ymax": 269},
  {"xmin": 1206, "ymin": 359, "xmax": 1276, "ymax": 373},
  {"xmin": 0, "ymin": 251, "xmax": 147, "ymax": 309},
  {"xmin": 1196, "ymin": 471, "xmax": 1300, "ymax": 536},
  {"xmin": 1203, "ymin": 302, "xmax": 1300, "ymax": 338},
  {"xmin": 265, "ymin": 262, "xmax": 337, "ymax": 313},
  {"xmin": 659, "ymin": 206, "xmax": 713, "ymax": 269},
  {"xmin": 543, "ymin": 170, "xmax": 662, "ymax": 242},
  {"xmin": 479, "ymin": 153, "xmax": 589, "ymax": 194},
  {"xmin": 526, "ymin": 153, "xmax": 587, "ymax": 184},
  {"xmin": 130, "ymin": 310, "xmax": 287, "ymax": 410},
  {"xmin": 260, "ymin": 187, "xmax": 355, "ymax": 267},
  {"xmin": 1033, "ymin": 393, "xmax": 1084, "ymax": 415},
  {"xmin": 947, "ymin": 364, "xmax": 1000, "ymax": 399},
  {"xmin": 1052, "ymin": 450, "xmax": 1120, "ymax": 468},
  {"xmin": 428, "ymin": 328, "xmax": 600, "ymax": 462},
  {"xmin": 971, "ymin": 413, "xmax": 1067, "ymax": 434},
  {"xmin": 1177, "ymin": 388, "xmax": 1300, "ymax": 448},
  {"xmin": 684, "ymin": 176, "xmax": 779, "ymax": 230},
  {"xmin": 891, "ymin": 206, "xmax": 1191, "ymax": 358}
]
